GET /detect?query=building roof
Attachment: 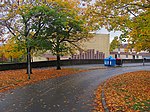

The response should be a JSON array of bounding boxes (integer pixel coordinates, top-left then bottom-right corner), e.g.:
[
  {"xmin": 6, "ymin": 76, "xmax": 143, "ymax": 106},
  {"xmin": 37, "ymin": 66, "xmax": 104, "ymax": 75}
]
[
  {"xmin": 110, "ymin": 51, "xmax": 150, "ymax": 56},
  {"xmin": 139, "ymin": 53, "xmax": 150, "ymax": 57}
]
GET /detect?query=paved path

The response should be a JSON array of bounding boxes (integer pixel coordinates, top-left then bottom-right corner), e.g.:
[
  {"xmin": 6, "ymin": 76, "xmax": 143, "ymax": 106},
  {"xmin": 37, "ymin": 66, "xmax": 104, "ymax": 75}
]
[{"xmin": 0, "ymin": 64, "xmax": 150, "ymax": 112}]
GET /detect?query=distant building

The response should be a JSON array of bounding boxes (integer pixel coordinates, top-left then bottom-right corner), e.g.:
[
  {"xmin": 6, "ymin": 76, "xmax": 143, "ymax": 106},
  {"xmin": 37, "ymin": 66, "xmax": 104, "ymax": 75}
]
[
  {"xmin": 110, "ymin": 44, "xmax": 150, "ymax": 59},
  {"xmin": 32, "ymin": 53, "xmax": 69, "ymax": 62},
  {"xmin": 72, "ymin": 34, "xmax": 110, "ymax": 59},
  {"xmin": 71, "ymin": 49, "xmax": 105, "ymax": 59},
  {"xmin": 33, "ymin": 34, "xmax": 110, "ymax": 61},
  {"xmin": 83, "ymin": 34, "xmax": 110, "ymax": 58}
]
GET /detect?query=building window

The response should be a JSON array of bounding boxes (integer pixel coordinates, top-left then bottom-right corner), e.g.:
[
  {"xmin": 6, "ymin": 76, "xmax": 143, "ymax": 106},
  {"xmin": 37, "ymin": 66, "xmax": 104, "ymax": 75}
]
[
  {"xmin": 133, "ymin": 55, "xmax": 135, "ymax": 59},
  {"xmin": 136, "ymin": 55, "xmax": 139, "ymax": 59},
  {"xmin": 115, "ymin": 54, "xmax": 117, "ymax": 58},
  {"xmin": 126, "ymin": 55, "xmax": 128, "ymax": 58},
  {"xmin": 118, "ymin": 54, "xmax": 120, "ymax": 58}
]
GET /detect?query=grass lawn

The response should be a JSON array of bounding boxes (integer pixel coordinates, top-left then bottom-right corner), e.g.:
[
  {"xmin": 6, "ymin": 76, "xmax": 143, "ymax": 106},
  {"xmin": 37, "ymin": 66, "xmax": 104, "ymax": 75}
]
[
  {"xmin": 94, "ymin": 71, "xmax": 150, "ymax": 112},
  {"xmin": 0, "ymin": 68, "xmax": 87, "ymax": 92}
]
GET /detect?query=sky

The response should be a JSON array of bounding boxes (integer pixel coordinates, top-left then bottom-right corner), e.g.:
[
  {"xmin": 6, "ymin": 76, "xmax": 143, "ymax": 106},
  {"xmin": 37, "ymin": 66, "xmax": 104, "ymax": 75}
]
[
  {"xmin": 0, "ymin": 28, "xmax": 121, "ymax": 45},
  {"xmin": 97, "ymin": 28, "xmax": 122, "ymax": 43}
]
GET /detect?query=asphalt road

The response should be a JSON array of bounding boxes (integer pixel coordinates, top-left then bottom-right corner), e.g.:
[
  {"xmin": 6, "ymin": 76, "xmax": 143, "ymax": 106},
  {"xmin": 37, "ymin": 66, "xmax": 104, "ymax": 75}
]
[{"xmin": 0, "ymin": 64, "xmax": 150, "ymax": 112}]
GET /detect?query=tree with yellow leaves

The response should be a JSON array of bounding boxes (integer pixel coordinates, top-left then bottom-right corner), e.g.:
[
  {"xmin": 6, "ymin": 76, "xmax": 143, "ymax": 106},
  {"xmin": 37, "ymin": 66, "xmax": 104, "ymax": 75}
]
[
  {"xmin": 0, "ymin": 38, "xmax": 25, "ymax": 62},
  {"xmin": 89, "ymin": 0, "xmax": 150, "ymax": 52},
  {"xmin": 0, "ymin": 0, "xmax": 94, "ymax": 77},
  {"xmin": 0, "ymin": 1, "xmax": 52, "ymax": 78}
]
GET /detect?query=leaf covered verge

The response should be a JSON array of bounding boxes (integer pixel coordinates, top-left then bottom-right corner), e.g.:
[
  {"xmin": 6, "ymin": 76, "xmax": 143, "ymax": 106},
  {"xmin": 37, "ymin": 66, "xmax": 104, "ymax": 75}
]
[
  {"xmin": 94, "ymin": 71, "xmax": 150, "ymax": 112},
  {"xmin": 0, "ymin": 68, "xmax": 87, "ymax": 92}
]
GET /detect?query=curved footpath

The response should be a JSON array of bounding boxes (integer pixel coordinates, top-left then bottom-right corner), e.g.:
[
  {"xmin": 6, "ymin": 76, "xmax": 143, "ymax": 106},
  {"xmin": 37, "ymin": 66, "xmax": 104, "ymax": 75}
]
[{"xmin": 0, "ymin": 64, "xmax": 150, "ymax": 112}]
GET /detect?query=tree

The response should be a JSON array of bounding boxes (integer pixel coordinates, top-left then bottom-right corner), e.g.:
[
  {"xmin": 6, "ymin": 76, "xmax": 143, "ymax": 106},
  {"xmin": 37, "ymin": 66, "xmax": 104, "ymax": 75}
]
[
  {"xmin": 110, "ymin": 36, "xmax": 120, "ymax": 52},
  {"xmin": 89, "ymin": 0, "xmax": 150, "ymax": 52},
  {"xmin": 42, "ymin": 0, "xmax": 93, "ymax": 70},
  {"xmin": 1, "ymin": 0, "xmax": 94, "ymax": 73},
  {"xmin": 0, "ymin": 38, "xmax": 25, "ymax": 62},
  {"xmin": 128, "ymin": 12, "xmax": 150, "ymax": 52},
  {"xmin": 0, "ymin": 1, "xmax": 53, "ymax": 79}
]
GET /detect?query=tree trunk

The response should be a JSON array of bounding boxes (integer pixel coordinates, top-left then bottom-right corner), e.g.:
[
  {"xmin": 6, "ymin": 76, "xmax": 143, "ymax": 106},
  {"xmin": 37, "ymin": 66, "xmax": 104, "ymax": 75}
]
[
  {"xmin": 26, "ymin": 48, "xmax": 32, "ymax": 75},
  {"xmin": 56, "ymin": 54, "xmax": 61, "ymax": 70},
  {"xmin": 10, "ymin": 56, "xmax": 13, "ymax": 63},
  {"xmin": 26, "ymin": 48, "xmax": 32, "ymax": 79},
  {"xmin": 56, "ymin": 36, "xmax": 61, "ymax": 70}
]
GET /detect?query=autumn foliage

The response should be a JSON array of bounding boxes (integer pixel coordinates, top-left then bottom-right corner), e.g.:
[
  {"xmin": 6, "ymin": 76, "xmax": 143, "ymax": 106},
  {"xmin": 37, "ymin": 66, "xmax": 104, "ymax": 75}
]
[
  {"xmin": 94, "ymin": 71, "xmax": 150, "ymax": 112},
  {"xmin": 0, "ymin": 68, "xmax": 87, "ymax": 92},
  {"xmin": 90, "ymin": 0, "xmax": 150, "ymax": 52},
  {"xmin": 0, "ymin": 38, "xmax": 25, "ymax": 59}
]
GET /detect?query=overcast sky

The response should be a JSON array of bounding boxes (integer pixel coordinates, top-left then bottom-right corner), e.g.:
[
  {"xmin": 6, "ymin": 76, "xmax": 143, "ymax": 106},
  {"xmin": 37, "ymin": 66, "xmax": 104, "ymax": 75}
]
[{"xmin": 98, "ymin": 28, "xmax": 122, "ymax": 43}]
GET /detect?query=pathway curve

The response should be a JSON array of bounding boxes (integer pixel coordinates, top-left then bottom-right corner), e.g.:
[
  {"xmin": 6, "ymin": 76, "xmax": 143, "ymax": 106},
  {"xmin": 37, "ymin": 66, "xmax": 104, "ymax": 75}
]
[{"xmin": 0, "ymin": 64, "xmax": 150, "ymax": 112}]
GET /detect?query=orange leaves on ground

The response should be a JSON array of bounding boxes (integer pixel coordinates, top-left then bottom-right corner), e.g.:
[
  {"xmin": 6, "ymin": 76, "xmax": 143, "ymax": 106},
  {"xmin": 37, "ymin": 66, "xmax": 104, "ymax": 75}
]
[
  {"xmin": 0, "ymin": 68, "xmax": 87, "ymax": 92},
  {"xmin": 94, "ymin": 71, "xmax": 150, "ymax": 112},
  {"xmin": 93, "ymin": 85, "xmax": 104, "ymax": 112}
]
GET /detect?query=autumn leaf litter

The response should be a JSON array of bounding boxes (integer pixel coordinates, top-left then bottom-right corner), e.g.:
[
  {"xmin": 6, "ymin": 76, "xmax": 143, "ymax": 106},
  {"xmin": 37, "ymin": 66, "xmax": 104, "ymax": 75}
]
[
  {"xmin": 93, "ymin": 70, "xmax": 150, "ymax": 112},
  {"xmin": 0, "ymin": 68, "xmax": 87, "ymax": 92}
]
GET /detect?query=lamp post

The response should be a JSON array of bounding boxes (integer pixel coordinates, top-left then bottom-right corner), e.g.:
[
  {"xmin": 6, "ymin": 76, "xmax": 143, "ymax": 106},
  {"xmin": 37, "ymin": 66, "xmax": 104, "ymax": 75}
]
[
  {"xmin": 118, "ymin": 40, "xmax": 121, "ymax": 58},
  {"xmin": 1, "ymin": 38, "xmax": 5, "ymax": 64}
]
